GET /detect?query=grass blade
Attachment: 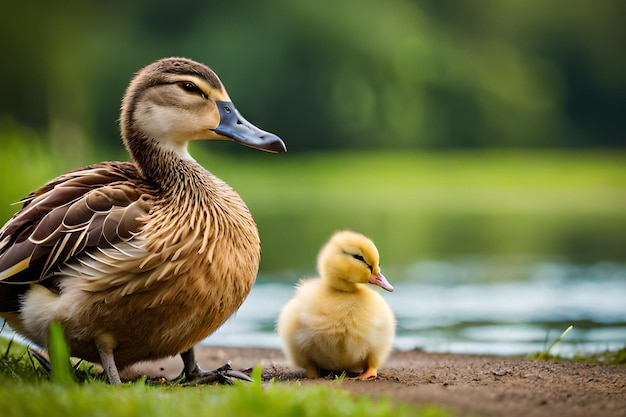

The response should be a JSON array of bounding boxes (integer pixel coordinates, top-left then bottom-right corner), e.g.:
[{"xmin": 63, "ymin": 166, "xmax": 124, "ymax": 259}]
[
  {"xmin": 546, "ymin": 325, "xmax": 574, "ymax": 354},
  {"xmin": 48, "ymin": 321, "xmax": 74, "ymax": 385}
]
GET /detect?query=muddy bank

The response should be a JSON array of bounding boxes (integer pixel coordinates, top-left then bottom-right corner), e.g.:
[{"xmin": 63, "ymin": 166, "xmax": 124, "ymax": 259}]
[{"xmin": 128, "ymin": 347, "xmax": 626, "ymax": 417}]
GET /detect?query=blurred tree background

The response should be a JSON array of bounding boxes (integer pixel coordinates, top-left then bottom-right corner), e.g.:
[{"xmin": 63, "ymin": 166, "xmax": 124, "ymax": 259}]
[
  {"xmin": 0, "ymin": 0, "xmax": 624, "ymax": 154},
  {"xmin": 2, "ymin": 0, "xmax": 625, "ymax": 354},
  {"xmin": 0, "ymin": 0, "xmax": 625, "ymax": 273}
]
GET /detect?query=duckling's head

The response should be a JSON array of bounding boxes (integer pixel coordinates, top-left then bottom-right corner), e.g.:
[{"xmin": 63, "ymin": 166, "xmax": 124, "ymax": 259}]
[
  {"xmin": 120, "ymin": 57, "xmax": 286, "ymax": 165},
  {"xmin": 317, "ymin": 231, "xmax": 394, "ymax": 292}
]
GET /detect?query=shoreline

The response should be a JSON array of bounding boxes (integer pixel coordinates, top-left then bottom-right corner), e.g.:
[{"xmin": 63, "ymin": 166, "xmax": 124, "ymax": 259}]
[{"xmin": 127, "ymin": 346, "xmax": 626, "ymax": 417}]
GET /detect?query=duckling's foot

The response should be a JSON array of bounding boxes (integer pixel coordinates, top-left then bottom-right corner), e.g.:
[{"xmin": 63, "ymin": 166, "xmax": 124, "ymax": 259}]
[
  {"xmin": 305, "ymin": 364, "xmax": 321, "ymax": 378},
  {"xmin": 180, "ymin": 348, "xmax": 253, "ymax": 385},
  {"xmin": 354, "ymin": 366, "xmax": 378, "ymax": 380}
]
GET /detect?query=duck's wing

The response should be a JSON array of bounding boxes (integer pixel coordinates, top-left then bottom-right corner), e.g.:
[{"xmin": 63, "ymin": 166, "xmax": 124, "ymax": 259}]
[{"xmin": 0, "ymin": 162, "xmax": 155, "ymax": 297}]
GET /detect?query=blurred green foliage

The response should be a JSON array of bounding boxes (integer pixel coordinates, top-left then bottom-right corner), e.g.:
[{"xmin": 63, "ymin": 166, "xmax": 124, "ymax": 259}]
[
  {"xmin": 0, "ymin": 1, "xmax": 624, "ymax": 274},
  {"xmin": 2, "ymin": 137, "xmax": 624, "ymax": 272},
  {"xmin": 0, "ymin": 0, "xmax": 624, "ymax": 153},
  {"xmin": 224, "ymin": 150, "xmax": 626, "ymax": 271}
]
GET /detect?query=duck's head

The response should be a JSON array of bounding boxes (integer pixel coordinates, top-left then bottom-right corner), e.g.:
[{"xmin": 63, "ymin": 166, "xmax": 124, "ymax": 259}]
[
  {"xmin": 317, "ymin": 231, "xmax": 394, "ymax": 292},
  {"xmin": 120, "ymin": 57, "xmax": 286, "ymax": 164}
]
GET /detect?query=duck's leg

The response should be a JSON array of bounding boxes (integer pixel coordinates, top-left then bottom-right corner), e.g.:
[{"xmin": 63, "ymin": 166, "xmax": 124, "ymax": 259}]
[
  {"xmin": 180, "ymin": 347, "xmax": 253, "ymax": 385},
  {"xmin": 96, "ymin": 343, "xmax": 122, "ymax": 384}
]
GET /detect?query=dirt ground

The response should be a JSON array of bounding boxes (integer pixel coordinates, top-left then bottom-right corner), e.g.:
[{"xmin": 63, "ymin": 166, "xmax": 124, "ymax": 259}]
[{"xmin": 129, "ymin": 346, "xmax": 626, "ymax": 417}]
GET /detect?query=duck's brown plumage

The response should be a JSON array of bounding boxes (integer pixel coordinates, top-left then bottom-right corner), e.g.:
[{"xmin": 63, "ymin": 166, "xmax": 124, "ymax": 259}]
[{"xmin": 0, "ymin": 57, "xmax": 286, "ymax": 383}]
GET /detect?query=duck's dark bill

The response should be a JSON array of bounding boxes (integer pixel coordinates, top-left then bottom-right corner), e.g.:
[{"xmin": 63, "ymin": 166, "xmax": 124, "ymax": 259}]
[{"xmin": 213, "ymin": 101, "xmax": 286, "ymax": 153}]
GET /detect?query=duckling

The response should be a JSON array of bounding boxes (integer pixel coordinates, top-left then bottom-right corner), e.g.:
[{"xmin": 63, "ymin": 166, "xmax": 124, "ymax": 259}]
[
  {"xmin": 277, "ymin": 230, "xmax": 395, "ymax": 379},
  {"xmin": 0, "ymin": 57, "xmax": 286, "ymax": 384}
]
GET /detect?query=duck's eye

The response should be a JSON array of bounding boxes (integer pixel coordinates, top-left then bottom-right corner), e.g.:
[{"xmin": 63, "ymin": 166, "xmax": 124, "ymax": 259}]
[
  {"xmin": 224, "ymin": 105, "xmax": 231, "ymax": 113},
  {"xmin": 181, "ymin": 82, "xmax": 199, "ymax": 93},
  {"xmin": 179, "ymin": 82, "xmax": 208, "ymax": 99}
]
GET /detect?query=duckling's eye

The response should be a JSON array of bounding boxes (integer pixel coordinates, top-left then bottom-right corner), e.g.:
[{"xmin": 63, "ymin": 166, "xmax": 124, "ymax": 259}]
[
  {"xmin": 352, "ymin": 254, "xmax": 365, "ymax": 262},
  {"xmin": 345, "ymin": 251, "xmax": 373, "ymax": 271}
]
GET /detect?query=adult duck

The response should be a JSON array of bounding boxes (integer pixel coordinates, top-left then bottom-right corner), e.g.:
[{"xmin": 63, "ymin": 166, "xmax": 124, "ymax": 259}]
[{"xmin": 0, "ymin": 57, "xmax": 286, "ymax": 384}]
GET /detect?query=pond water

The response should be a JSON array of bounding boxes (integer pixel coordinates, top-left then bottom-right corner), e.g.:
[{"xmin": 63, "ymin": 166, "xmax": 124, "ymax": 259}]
[
  {"xmin": 203, "ymin": 259, "xmax": 626, "ymax": 357},
  {"xmin": 1, "ymin": 260, "xmax": 623, "ymax": 358}
]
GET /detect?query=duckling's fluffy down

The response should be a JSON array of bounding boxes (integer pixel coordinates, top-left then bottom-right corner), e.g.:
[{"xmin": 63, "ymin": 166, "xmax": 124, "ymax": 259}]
[{"xmin": 277, "ymin": 276, "xmax": 395, "ymax": 377}]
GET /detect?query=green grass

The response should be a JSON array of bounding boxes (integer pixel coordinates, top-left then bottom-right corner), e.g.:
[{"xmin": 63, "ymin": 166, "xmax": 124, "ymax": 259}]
[
  {"xmin": 527, "ymin": 325, "xmax": 626, "ymax": 365},
  {"xmin": 527, "ymin": 346, "xmax": 626, "ymax": 365},
  {"xmin": 0, "ymin": 338, "xmax": 46, "ymax": 382},
  {"xmin": 526, "ymin": 325, "xmax": 574, "ymax": 361},
  {"xmin": 0, "ymin": 378, "xmax": 449, "ymax": 417},
  {"xmin": 0, "ymin": 335, "xmax": 449, "ymax": 417}
]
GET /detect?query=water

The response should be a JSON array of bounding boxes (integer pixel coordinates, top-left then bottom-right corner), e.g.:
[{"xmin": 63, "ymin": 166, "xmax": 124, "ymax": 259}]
[
  {"xmin": 1, "ymin": 260, "xmax": 624, "ymax": 358},
  {"xmin": 203, "ymin": 260, "xmax": 626, "ymax": 357}
]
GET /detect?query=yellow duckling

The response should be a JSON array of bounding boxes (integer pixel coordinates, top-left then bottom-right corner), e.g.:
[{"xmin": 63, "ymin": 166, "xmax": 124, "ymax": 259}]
[
  {"xmin": 277, "ymin": 230, "xmax": 395, "ymax": 379},
  {"xmin": 0, "ymin": 57, "xmax": 286, "ymax": 384}
]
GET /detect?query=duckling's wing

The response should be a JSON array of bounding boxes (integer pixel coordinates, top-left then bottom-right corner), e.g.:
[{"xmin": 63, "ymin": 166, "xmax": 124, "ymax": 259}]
[{"xmin": 0, "ymin": 162, "xmax": 154, "ymax": 289}]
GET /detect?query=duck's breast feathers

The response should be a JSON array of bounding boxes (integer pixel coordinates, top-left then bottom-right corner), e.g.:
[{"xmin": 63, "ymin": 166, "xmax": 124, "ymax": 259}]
[{"xmin": 0, "ymin": 162, "xmax": 154, "ymax": 284}]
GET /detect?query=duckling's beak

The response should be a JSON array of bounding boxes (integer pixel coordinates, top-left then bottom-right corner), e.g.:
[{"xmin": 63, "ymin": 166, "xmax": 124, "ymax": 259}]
[
  {"xmin": 213, "ymin": 101, "xmax": 287, "ymax": 153},
  {"xmin": 369, "ymin": 272, "xmax": 394, "ymax": 292}
]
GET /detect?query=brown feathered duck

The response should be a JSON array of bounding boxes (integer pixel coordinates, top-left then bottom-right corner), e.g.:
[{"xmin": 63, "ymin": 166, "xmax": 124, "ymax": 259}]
[{"xmin": 0, "ymin": 57, "xmax": 286, "ymax": 384}]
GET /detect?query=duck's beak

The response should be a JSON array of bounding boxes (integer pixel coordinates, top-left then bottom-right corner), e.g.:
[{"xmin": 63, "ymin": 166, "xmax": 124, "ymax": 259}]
[
  {"xmin": 213, "ymin": 101, "xmax": 287, "ymax": 153},
  {"xmin": 369, "ymin": 272, "xmax": 394, "ymax": 292}
]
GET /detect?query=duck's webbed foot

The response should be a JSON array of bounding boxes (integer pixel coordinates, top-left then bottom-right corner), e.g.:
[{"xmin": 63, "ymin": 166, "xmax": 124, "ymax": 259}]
[
  {"xmin": 185, "ymin": 361, "xmax": 253, "ymax": 385},
  {"xmin": 29, "ymin": 348, "xmax": 52, "ymax": 373},
  {"xmin": 180, "ymin": 348, "xmax": 253, "ymax": 385}
]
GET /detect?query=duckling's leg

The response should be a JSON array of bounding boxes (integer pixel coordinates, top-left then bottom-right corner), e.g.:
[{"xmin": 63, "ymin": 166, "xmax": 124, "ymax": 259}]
[
  {"xmin": 356, "ymin": 366, "xmax": 377, "ymax": 380},
  {"xmin": 355, "ymin": 355, "xmax": 378, "ymax": 380},
  {"xmin": 305, "ymin": 364, "xmax": 320, "ymax": 378},
  {"xmin": 180, "ymin": 347, "xmax": 253, "ymax": 385}
]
